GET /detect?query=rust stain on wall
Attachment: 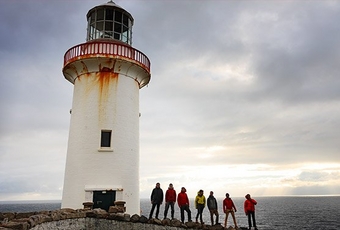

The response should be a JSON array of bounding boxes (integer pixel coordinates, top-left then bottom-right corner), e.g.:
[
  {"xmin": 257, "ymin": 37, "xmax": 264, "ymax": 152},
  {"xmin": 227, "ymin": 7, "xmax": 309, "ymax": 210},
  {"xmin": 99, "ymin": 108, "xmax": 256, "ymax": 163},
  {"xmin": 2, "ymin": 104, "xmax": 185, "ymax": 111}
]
[
  {"xmin": 80, "ymin": 61, "xmax": 89, "ymax": 74},
  {"xmin": 69, "ymin": 57, "xmax": 121, "ymax": 126},
  {"xmin": 96, "ymin": 71, "xmax": 119, "ymax": 125},
  {"xmin": 63, "ymin": 64, "xmax": 79, "ymax": 82},
  {"xmin": 82, "ymin": 73, "xmax": 95, "ymax": 98}
]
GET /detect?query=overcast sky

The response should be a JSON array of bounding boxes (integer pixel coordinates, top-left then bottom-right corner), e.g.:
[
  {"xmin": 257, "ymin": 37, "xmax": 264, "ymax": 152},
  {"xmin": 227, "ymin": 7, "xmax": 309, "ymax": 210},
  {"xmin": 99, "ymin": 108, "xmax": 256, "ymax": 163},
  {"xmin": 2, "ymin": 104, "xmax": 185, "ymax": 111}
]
[{"xmin": 1, "ymin": 0, "xmax": 340, "ymax": 202}]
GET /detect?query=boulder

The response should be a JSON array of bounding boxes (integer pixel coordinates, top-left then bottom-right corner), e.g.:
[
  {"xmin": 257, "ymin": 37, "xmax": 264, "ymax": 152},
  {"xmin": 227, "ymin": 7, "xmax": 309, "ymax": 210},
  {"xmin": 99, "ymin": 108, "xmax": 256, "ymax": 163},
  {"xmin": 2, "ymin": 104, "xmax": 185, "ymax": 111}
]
[
  {"xmin": 89, "ymin": 208, "xmax": 108, "ymax": 218},
  {"xmin": 139, "ymin": 215, "xmax": 148, "ymax": 223},
  {"xmin": 186, "ymin": 221, "xmax": 198, "ymax": 228},
  {"xmin": 15, "ymin": 212, "xmax": 36, "ymax": 219},
  {"xmin": 108, "ymin": 206, "xmax": 119, "ymax": 213},
  {"xmin": 107, "ymin": 213, "xmax": 130, "ymax": 222},
  {"xmin": 209, "ymin": 223, "xmax": 224, "ymax": 230},
  {"xmin": 1, "ymin": 221, "xmax": 29, "ymax": 230},
  {"xmin": 1, "ymin": 213, "xmax": 15, "ymax": 221},
  {"xmin": 162, "ymin": 218, "xmax": 171, "ymax": 226},
  {"xmin": 130, "ymin": 214, "xmax": 140, "ymax": 223},
  {"xmin": 171, "ymin": 218, "xmax": 182, "ymax": 227},
  {"xmin": 153, "ymin": 218, "xmax": 162, "ymax": 225},
  {"xmin": 60, "ymin": 208, "xmax": 75, "ymax": 213}
]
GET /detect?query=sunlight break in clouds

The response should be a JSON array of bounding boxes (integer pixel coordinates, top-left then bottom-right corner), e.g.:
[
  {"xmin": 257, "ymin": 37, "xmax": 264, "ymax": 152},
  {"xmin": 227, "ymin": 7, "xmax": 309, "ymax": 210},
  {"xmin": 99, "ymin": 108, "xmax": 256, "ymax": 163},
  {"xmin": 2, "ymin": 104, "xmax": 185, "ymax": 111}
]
[{"xmin": 1, "ymin": 1, "xmax": 340, "ymax": 201}]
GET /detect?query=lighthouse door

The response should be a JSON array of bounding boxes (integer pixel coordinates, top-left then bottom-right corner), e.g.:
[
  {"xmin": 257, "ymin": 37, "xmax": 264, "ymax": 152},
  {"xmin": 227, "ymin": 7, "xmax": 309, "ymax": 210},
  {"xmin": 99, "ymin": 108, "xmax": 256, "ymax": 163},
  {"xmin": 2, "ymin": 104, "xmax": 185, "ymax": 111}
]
[{"xmin": 93, "ymin": 190, "xmax": 116, "ymax": 211}]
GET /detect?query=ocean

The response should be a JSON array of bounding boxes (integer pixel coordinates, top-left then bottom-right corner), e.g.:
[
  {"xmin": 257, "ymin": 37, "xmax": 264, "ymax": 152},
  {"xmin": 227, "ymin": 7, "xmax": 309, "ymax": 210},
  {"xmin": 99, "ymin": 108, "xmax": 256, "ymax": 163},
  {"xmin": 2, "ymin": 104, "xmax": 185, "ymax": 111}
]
[
  {"xmin": 141, "ymin": 196, "xmax": 340, "ymax": 230},
  {"xmin": 1, "ymin": 196, "xmax": 339, "ymax": 230}
]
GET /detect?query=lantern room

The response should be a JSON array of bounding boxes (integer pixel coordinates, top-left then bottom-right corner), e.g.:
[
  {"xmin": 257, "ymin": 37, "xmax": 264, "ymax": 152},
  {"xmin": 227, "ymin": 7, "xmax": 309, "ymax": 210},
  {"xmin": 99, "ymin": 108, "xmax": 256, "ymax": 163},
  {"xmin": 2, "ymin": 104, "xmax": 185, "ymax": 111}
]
[{"xmin": 86, "ymin": 0, "xmax": 134, "ymax": 45}]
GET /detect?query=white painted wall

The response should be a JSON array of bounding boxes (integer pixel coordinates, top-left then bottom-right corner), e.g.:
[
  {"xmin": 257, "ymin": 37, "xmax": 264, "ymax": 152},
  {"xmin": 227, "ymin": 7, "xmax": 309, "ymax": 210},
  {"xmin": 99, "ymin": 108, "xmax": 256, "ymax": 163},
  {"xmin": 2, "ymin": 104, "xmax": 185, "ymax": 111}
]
[{"xmin": 62, "ymin": 57, "xmax": 149, "ymax": 215}]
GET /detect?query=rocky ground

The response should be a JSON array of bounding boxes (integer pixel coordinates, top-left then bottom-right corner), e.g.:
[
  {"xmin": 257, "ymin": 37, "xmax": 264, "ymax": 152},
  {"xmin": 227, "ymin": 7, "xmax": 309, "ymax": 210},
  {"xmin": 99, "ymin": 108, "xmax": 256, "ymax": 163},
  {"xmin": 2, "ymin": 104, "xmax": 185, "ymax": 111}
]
[{"xmin": 0, "ymin": 208, "xmax": 249, "ymax": 230}]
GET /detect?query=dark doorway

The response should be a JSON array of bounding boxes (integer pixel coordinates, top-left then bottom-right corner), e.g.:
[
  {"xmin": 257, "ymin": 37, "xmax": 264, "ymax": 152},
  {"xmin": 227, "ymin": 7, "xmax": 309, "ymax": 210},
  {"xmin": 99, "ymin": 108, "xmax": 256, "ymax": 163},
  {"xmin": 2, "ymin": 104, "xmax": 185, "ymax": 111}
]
[{"xmin": 93, "ymin": 190, "xmax": 116, "ymax": 211}]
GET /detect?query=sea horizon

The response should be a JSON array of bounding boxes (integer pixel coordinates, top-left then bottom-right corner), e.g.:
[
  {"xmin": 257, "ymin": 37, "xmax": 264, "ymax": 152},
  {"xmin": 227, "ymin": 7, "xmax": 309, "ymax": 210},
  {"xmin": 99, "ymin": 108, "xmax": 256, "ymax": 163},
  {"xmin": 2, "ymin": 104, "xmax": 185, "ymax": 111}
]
[
  {"xmin": 1, "ymin": 194, "xmax": 340, "ymax": 204},
  {"xmin": 1, "ymin": 196, "xmax": 340, "ymax": 229}
]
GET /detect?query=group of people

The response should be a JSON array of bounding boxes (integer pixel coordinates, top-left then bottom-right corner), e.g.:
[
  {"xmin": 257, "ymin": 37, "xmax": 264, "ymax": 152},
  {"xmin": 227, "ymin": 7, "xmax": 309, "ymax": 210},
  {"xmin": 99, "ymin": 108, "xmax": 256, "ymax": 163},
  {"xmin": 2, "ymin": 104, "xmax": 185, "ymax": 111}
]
[{"xmin": 148, "ymin": 183, "xmax": 258, "ymax": 230}]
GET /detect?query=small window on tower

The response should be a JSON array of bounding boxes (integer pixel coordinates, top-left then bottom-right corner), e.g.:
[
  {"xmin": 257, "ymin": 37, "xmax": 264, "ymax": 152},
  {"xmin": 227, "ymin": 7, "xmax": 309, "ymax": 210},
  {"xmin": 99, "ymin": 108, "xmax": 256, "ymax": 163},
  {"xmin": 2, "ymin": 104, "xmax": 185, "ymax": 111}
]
[{"xmin": 101, "ymin": 130, "xmax": 112, "ymax": 148}]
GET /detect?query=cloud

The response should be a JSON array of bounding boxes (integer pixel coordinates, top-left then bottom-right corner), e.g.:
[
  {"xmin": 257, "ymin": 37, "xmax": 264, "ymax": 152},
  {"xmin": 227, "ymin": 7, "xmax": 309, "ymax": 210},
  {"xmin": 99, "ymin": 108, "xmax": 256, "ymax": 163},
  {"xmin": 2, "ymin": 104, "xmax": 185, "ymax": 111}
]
[{"xmin": 1, "ymin": 0, "xmax": 340, "ymax": 201}]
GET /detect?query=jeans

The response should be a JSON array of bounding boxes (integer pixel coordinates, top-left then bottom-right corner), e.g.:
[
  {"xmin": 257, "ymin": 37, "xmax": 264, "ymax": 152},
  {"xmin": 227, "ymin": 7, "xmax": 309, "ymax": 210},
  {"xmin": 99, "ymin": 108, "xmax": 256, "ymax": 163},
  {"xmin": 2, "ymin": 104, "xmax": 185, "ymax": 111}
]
[
  {"xmin": 164, "ymin": 202, "xmax": 175, "ymax": 219},
  {"xmin": 149, "ymin": 203, "xmax": 161, "ymax": 219},
  {"xmin": 180, "ymin": 204, "xmax": 192, "ymax": 223},
  {"xmin": 195, "ymin": 204, "xmax": 205, "ymax": 223},
  {"xmin": 247, "ymin": 211, "xmax": 257, "ymax": 228}
]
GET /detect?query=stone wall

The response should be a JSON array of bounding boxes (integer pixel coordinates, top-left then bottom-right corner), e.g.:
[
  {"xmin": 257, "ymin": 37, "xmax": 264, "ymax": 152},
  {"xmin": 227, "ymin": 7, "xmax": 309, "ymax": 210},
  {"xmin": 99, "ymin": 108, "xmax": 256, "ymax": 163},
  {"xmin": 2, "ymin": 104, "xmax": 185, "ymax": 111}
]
[
  {"xmin": 31, "ymin": 219, "xmax": 189, "ymax": 230},
  {"xmin": 1, "ymin": 208, "xmax": 246, "ymax": 230}
]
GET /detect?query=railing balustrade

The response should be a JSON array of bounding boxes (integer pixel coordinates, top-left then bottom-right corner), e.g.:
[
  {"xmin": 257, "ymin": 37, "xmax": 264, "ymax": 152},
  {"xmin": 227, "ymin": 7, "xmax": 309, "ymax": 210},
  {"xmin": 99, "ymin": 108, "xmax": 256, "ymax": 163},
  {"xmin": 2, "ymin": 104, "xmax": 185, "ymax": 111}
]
[{"xmin": 64, "ymin": 41, "xmax": 150, "ymax": 72}]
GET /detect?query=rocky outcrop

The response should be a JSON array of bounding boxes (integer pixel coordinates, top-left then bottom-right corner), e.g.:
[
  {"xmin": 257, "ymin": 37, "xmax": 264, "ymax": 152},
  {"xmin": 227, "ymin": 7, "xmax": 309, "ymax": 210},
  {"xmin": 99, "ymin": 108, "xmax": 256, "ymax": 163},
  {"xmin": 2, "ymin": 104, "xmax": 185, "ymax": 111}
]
[{"xmin": 0, "ymin": 209, "xmax": 247, "ymax": 230}]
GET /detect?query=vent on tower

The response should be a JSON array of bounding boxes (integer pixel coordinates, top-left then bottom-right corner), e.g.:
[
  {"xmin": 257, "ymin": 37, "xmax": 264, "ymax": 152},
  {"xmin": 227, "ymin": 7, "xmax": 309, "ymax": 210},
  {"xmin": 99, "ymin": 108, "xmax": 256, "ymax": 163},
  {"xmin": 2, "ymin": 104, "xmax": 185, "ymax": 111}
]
[{"xmin": 86, "ymin": 1, "xmax": 134, "ymax": 45}]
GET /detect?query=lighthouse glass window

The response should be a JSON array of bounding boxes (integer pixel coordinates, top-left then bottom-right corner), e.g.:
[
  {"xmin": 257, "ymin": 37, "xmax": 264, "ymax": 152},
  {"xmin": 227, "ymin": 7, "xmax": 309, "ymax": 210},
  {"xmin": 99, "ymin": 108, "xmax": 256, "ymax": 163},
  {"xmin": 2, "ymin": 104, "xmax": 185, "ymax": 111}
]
[
  {"xmin": 101, "ymin": 130, "xmax": 112, "ymax": 148},
  {"xmin": 87, "ymin": 7, "xmax": 132, "ymax": 45}
]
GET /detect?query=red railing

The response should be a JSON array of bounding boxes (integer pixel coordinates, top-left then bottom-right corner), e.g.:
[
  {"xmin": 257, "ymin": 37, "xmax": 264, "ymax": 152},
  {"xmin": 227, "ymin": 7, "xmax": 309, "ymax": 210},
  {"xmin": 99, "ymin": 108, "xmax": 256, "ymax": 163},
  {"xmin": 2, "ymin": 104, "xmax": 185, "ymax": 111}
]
[{"xmin": 64, "ymin": 41, "xmax": 150, "ymax": 72}]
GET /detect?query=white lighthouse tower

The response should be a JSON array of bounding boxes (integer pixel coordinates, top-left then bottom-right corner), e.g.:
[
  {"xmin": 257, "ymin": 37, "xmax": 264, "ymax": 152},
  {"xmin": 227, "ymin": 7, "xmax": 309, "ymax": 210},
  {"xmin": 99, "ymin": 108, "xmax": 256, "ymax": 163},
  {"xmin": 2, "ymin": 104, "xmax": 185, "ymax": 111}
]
[{"xmin": 61, "ymin": 1, "xmax": 150, "ymax": 215}]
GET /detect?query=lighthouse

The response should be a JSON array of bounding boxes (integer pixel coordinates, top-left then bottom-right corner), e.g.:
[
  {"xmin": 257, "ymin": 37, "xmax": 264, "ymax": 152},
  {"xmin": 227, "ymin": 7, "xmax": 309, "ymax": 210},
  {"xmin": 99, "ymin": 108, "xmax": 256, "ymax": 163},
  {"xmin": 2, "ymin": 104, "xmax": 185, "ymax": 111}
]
[{"xmin": 61, "ymin": 1, "xmax": 150, "ymax": 215}]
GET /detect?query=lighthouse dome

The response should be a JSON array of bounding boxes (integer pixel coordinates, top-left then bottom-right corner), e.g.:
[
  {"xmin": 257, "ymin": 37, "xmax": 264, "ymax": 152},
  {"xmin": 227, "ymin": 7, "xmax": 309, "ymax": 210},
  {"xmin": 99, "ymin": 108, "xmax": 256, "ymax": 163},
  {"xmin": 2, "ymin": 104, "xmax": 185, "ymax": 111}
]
[{"xmin": 86, "ymin": 1, "xmax": 134, "ymax": 45}]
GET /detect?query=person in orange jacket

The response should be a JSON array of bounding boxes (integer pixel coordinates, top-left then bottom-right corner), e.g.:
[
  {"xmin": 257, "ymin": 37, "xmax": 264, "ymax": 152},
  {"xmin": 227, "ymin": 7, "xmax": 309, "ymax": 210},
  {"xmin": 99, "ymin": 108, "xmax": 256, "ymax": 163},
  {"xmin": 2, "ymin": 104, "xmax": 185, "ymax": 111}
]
[
  {"xmin": 223, "ymin": 193, "xmax": 238, "ymax": 229},
  {"xmin": 244, "ymin": 194, "xmax": 258, "ymax": 230}
]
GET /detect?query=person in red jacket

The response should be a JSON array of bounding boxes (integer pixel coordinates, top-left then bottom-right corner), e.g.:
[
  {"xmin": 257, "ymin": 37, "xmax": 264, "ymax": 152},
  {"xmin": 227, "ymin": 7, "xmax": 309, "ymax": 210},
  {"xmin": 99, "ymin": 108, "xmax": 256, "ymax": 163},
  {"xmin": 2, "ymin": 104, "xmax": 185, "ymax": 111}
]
[
  {"xmin": 223, "ymin": 193, "xmax": 238, "ymax": 229},
  {"xmin": 244, "ymin": 194, "xmax": 258, "ymax": 230},
  {"xmin": 177, "ymin": 187, "xmax": 192, "ymax": 223},
  {"xmin": 163, "ymin": 183, "xmax": 176, "ymax": 219}
]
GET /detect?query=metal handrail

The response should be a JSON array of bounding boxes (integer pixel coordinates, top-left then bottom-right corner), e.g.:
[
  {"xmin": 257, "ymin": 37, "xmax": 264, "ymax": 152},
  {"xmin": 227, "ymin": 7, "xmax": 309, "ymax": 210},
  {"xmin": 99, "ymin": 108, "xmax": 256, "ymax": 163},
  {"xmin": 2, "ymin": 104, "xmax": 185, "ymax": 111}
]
[{"xmin": 63, "ymin": 41, "xmax": 150, "ymax": 72}]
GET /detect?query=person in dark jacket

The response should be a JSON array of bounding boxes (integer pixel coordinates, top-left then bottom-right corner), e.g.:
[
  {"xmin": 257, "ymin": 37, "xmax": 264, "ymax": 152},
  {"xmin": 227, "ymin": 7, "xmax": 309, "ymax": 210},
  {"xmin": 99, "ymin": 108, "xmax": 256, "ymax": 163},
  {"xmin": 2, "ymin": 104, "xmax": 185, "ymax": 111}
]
[
  {"xmin": 149, "ymin": 182, "xmax": 164, "ymax": 219},
  {"xmin": 164, "ymin": 183, "xmax": 176, "ymax": 219},
  {"xmin": 207, "ymin": 191, "xmax": 219, "ymax": 225}
]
